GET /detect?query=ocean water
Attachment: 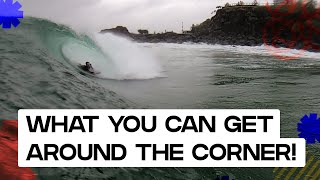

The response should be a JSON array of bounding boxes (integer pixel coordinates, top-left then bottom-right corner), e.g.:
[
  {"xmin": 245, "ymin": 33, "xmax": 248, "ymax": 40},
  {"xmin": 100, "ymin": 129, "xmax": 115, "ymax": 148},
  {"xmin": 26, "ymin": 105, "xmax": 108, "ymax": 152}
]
[{"xmin": 1, "ymin": 17, "xmax": 320, "ymax": 179}]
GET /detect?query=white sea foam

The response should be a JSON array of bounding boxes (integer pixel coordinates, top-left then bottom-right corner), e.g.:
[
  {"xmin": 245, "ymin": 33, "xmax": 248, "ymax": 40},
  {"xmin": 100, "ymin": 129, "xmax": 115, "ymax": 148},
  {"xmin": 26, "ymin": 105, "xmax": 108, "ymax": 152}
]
[{"xmin": 62, "ymin": 33, "xmax": 163, "ymax": 80}]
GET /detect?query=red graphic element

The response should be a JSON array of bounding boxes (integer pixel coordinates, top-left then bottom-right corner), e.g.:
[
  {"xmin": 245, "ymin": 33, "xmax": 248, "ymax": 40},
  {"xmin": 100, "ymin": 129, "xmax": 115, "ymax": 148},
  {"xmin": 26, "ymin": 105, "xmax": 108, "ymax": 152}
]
[
  {"xmin": 262, "ymin": 0, "xmax": 320, "ymax": 60},
  {"xmin": 0, "ymin": 120, "xmax": 36, "ymax": 180}
]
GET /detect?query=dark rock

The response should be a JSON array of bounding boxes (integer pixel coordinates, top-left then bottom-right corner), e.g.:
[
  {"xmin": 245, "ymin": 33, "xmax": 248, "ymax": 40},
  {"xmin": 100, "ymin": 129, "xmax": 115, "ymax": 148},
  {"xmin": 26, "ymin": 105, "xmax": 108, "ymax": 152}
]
[
  {"xmin": 131, "ymin": 32, "xmax": 194, "ymax": 44},
  {"xmin": 101, "ymin": 26, "xmax": 131, "ymax": 37}
]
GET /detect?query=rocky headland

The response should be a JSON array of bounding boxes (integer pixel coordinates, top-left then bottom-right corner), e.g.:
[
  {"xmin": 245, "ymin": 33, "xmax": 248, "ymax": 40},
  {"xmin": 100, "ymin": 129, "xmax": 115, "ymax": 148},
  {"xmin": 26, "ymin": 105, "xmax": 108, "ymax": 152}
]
[{"xmin": 101, "ymin": 3, "xmax": 320, "ymax": 51}]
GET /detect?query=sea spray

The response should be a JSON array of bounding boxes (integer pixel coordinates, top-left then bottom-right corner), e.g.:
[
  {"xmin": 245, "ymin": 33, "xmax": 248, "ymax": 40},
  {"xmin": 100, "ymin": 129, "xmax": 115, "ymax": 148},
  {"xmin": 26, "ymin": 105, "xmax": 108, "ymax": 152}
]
[
  {"xmin": 61, "ymin": 31, "xmax": 163, "ymax": 80},
  {"xmin": 91, "ymin": 33, "xmax": 163, "ymax": 80}
]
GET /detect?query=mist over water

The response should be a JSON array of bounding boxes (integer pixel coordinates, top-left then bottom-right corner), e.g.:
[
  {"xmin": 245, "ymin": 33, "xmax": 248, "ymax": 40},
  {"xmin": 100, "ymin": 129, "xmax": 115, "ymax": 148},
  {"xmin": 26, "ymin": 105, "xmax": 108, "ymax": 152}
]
[{"xmin": 92, "ymin": 33, "xmax": 163, "ymax": 79}]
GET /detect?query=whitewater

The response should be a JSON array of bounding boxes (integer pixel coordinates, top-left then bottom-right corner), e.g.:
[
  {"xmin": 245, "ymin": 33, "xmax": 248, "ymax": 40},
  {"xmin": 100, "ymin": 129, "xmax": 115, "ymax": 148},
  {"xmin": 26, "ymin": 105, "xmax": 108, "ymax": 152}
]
[{"xmin": 1, "ymin": 17, "xmax": 320, "ymax": 179}]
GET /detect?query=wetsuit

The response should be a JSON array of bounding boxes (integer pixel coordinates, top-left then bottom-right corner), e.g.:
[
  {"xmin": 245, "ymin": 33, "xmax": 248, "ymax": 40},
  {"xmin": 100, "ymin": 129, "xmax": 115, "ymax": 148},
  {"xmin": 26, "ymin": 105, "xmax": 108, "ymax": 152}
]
[{"xmin": 80, "ymin": 65, "xmax": 95, "ymax": 74}]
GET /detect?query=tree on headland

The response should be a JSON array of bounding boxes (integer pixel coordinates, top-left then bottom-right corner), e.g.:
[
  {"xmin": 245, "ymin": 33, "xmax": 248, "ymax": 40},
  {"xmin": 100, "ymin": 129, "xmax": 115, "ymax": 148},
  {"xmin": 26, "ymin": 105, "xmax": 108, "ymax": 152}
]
[
  {"xmin": 237, "ymin": 1, "xmax": 245, "ymax": 6},
  {"xmin": 191, "ymin": 24, "xmax": 195, "ymax": 31},
  {"xmin": 225, "ymin": 3, "xmax": 231, "ymax": 7}
]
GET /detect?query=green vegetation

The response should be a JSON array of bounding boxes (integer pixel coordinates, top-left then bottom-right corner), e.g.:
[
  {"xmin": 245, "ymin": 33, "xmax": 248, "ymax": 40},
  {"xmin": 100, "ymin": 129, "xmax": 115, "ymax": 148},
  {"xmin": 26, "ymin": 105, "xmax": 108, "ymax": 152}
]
[
  {"xmin": 224, "ymin": 0, "xmax": 260, "ymax": 7},
  {"xmin": 222, "ymin": 0, "xmax": 318, "ymax": 11}
]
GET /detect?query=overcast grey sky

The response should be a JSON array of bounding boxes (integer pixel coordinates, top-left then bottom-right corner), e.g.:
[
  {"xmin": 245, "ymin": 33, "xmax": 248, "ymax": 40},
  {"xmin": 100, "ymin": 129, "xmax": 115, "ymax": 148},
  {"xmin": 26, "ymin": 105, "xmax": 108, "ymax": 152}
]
[{"xmin": 20, "ymin": 0, "xmax": 308, "ymax": 33}]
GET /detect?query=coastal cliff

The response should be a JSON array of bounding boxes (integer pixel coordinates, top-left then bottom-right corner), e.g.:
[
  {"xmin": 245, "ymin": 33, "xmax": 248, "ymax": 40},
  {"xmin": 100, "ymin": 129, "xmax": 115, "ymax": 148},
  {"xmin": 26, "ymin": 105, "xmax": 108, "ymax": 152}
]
[
  {"xmin": 101, "ymin": 4, "xmax": 320, "ymax": 51},
  {"xmin": 191, "ymin": 6, "xmax": 270, "ymax": 46}
]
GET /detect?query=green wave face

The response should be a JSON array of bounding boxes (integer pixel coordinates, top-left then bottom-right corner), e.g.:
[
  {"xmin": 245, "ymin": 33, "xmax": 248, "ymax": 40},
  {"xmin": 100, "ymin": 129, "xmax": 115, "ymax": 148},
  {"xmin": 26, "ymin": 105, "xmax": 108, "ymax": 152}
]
[
  {"xmin": 9, "ymin": 17, "xmax": 162, "ymax": 80},
  {"xmin": 0, "ymin": 17, "xmax": 138, "ymax": 120}
]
